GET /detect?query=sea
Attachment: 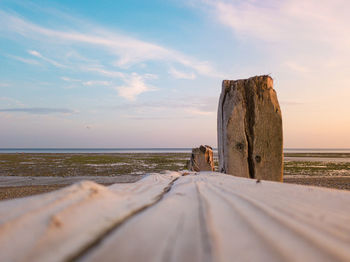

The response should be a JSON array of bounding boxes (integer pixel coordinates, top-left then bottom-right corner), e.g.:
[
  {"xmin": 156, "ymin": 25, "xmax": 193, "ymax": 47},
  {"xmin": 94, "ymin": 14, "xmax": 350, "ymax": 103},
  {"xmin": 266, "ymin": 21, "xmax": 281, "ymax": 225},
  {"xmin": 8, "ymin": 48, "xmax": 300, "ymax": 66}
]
[{"xmin": 0, "ymin": 148, "xmax": 350, "ymax": 153}]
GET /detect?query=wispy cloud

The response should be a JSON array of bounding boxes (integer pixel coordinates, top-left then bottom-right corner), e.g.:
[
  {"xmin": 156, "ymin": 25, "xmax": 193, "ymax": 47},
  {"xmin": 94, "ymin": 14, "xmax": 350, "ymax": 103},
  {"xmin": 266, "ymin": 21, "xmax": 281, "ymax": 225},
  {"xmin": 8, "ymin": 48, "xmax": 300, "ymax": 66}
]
[
  {"xmin": 28, "ymin": 50, "xmax": 66, "ymax": 68},
  {"xmin": 61, "ymin": 77, "xmax": 112, "ymax": 87},
  {"xmin": 168, "ymin": 67, "xmax": 196, "ymax": 80},
  {"xmin": 61, "ymin": 76, "xmax": 81, "ymax": 82},
  {"xmin": 200, "ymin": 0, "xmax": 350, "ymax": 44},
  {"xmin": 82, "ymin": 80, "xmax": 111, "ymax": 87},
  {"xmin": 0, "ymin": 107, "xmax": 75, "ymax": 114},
  {"xmin": 115, "ymin": 73, "xmax": 156, "ymax": 101},
  {"xmin": 185, "ymin": 108, "xmax": 214, "ymax": 116},
  {"xmin": 82, "ymin": 67, "xmax": 125, "ymax": 78},
  {"xmin": 198, "ymin": 0, "xmax": 350, "ymax": 73},
  {"xmin": 0, "ymin": 10, "xmax": 222, "ymax": 77},
  {"xmin": 7, "ymin": 55, "xmax": 40, "ymax": 65},
  {"xmin": 0, "ymin": 9, "xmax": 225, "ymax": 101},
  {"xmin": 0, "ymin": 83, "xmax": 10, "ymax": 87}
]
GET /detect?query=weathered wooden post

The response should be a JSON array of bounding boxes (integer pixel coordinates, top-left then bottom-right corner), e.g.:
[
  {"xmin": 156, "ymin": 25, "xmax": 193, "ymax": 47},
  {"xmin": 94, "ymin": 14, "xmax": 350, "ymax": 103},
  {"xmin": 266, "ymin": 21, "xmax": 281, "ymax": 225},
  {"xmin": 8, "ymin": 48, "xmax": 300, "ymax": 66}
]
[
  {"xmin": 187, "ymin": 145, "xmax": 215, "ymax": 171},
  {"xmin": 217, "ymin": 75, "xmax": 283, "ymax": 181}
]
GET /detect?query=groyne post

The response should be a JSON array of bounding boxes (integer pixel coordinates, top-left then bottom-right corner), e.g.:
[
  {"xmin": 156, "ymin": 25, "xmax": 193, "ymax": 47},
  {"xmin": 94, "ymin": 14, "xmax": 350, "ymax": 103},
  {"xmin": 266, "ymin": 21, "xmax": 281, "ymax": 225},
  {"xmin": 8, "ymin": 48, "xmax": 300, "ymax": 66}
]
[{"xmin": 217, "ymin": 75, "xmax": 283, "ymax": 181}]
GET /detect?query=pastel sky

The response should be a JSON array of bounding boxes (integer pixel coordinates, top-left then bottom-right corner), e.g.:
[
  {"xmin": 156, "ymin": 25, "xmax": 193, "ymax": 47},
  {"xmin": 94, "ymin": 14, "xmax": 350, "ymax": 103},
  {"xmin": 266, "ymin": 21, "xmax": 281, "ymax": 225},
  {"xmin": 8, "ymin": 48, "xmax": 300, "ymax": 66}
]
[{"xmin": 1, "ymin": 0, "xmax": 350, "ymax": 148}]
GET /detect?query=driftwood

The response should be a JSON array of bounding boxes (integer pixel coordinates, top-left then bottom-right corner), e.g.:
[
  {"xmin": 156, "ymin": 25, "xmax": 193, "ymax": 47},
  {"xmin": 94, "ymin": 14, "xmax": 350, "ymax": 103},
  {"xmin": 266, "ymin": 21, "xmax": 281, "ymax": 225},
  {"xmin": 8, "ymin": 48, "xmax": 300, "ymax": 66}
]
[
  {"xmin": 218, "ymin": 75, "xmax": 283, "ymax": 181},
  {"xmin": 187, "ymin": 145, "xmax": 215, "ymax": 171},
  {"xmin": 0, "ymin": 172, "xmax": 350, "ymax": 262}
]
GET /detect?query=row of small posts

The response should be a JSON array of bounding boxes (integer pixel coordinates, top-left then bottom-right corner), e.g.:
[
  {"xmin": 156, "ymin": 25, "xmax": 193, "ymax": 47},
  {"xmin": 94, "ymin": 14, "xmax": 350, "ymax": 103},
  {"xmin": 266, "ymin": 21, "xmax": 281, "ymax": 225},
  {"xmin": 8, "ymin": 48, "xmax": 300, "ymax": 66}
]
[{"xmin": 188, "ymin": 75, "xmax": 283, "ymax": 182}]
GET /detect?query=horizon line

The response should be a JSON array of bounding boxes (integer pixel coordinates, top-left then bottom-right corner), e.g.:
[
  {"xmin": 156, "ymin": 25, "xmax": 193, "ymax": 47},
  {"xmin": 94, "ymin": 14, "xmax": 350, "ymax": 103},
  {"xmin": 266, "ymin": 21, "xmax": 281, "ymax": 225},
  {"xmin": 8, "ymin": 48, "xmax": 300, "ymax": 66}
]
[{"xmin": 1, "ymin": 148, "xmax": 350, "ymax": 150}]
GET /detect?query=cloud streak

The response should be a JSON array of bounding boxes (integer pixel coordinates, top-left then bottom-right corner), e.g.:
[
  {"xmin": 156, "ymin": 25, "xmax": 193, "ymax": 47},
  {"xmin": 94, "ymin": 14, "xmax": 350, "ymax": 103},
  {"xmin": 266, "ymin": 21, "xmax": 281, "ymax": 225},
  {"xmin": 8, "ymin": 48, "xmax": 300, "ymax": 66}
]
[
  {"xmin": 0, "ymin": 10, "xmax": 222, "ymax": 77},
  {"xmin": 82, "ymin": 80, "xmax": 111, "ymax": 87},
  {"xmin": 0, "ymin": 107, "xmax": 75, "ymax": 114},
  {"xmin": 168, "ymin": 67, "xmax": 196, "ymax": 80},
  {"xmin": 28, "ymin": 50, "xmax": 66, "ymax": 68},
  {"xmin": 61, "ymin": 77, "xmax": 112, "ymax": 87},
  {"xmin": 0, "ymin": 9, "xmax": 224, "ymax": 100},
  {"xmin": 7, "ymin": 55, "xmax": 40, "ymax": 65}
]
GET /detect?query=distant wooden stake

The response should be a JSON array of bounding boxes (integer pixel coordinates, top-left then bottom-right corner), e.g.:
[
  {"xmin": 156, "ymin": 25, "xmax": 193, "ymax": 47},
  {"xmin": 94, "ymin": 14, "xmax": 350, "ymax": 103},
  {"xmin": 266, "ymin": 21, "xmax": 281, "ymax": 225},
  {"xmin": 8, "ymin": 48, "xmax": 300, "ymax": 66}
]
[
  {"xmin": 217, "ymin": 75, "xmax": 283, "ymax": 181},
  {"xmin": 188, "ymin": 145, "xmax": 215, "ymax": 172}
]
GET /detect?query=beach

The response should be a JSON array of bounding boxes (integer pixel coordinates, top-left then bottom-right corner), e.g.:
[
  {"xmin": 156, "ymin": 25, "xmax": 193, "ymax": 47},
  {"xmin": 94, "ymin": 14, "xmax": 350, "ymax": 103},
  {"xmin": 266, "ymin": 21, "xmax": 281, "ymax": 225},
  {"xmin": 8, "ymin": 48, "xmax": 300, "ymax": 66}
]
[{"xmin": 0, "ymin": 152, "xmax": 349, "ymax": 200}]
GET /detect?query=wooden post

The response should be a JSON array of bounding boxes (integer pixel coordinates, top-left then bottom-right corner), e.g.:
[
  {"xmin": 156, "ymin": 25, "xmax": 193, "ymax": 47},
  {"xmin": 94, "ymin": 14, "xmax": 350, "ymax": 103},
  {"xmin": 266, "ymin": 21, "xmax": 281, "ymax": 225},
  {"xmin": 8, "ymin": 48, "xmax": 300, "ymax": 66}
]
[
  {"xmin": 188, "ymin": 145, "xmax": 215, "ymax": 171},
  {"xmin": 217, "ymin": 75, "xmax": 283, "ymax": 181}
]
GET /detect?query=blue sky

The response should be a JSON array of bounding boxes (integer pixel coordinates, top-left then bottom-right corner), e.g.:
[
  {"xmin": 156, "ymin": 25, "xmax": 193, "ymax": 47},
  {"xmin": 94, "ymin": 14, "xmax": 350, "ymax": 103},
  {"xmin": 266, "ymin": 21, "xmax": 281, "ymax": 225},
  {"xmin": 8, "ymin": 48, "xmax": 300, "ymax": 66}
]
[{"xmin": 1, "ymin": 0, "xmax": 350, "ymax": 148}]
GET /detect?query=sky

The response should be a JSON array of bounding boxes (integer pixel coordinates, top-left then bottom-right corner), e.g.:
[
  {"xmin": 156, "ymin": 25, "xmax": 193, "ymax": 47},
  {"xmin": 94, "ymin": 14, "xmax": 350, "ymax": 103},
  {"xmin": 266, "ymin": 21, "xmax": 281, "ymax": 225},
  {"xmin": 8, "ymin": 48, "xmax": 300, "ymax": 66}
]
[{"xmin": 0, "ymin": 0, "xmax": 350, "ymax": 148}]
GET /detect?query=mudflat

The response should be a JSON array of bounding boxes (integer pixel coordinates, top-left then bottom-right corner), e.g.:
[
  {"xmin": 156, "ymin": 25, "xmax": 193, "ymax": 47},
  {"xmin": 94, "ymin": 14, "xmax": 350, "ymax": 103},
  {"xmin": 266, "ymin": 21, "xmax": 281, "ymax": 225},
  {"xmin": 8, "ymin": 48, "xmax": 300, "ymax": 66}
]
[
  {"xmin": 0, "ymin": 185, "xmax": 65, "ymax": 200},
  {"xmin": 0, "ymin": 152, "xmax": 349, "ymax": 200}
]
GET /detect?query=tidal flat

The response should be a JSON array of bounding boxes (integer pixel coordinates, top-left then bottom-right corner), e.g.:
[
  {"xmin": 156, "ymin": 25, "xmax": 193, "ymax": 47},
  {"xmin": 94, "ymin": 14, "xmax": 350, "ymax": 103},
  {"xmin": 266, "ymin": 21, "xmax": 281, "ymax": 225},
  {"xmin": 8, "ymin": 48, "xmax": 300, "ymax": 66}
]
[{"xmin": 0, "ymin": 153, "xmax": 349, "ymax": 200}]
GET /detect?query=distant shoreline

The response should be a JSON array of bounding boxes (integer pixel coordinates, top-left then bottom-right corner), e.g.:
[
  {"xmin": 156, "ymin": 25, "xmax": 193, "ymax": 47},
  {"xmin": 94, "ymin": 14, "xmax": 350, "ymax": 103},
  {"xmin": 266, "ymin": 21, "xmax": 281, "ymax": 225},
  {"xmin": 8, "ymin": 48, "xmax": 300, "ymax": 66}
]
[{"xmin": 1, "ymin": 148, "xmax": 350, "ymax": 153}]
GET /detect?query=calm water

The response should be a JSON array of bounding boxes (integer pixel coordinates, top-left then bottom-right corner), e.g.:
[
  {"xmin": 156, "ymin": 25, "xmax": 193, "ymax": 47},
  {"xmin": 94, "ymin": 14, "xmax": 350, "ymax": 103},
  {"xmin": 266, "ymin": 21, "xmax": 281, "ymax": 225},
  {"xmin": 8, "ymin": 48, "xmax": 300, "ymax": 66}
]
[{"xmin": 1, "ymin": 148, "xmax": 350, "ymax": 153}]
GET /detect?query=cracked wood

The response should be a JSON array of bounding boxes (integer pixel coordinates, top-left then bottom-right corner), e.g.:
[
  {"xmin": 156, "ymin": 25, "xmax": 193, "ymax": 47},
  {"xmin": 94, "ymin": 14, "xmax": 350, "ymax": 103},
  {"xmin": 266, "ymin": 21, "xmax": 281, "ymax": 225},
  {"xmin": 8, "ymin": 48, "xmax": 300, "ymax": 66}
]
[
  {"xmin": 217, "ymin": 75, "xmax": 283, "ymax": 181},
  {"xmin": 0, "ymin": 172, "xmax": 349, "ymax": 262}
]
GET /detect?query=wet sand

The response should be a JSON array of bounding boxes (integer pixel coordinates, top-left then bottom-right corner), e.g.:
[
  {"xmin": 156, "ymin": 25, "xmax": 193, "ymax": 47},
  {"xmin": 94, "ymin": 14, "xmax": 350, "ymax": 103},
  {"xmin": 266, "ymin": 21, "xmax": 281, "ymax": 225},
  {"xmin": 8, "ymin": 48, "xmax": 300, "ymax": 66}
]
[
  {"xmin": 0, "ymin": 152, "xmax": 349, "ymax": 200},
  {"xmin": 0, "ymin": 185, "xmax": 66, "ymax": 201},
  {"xmin": 284, "ymin": 176, "xmax": 350, "ymax": 191},
  {"xmin": 0, "ymin": 175, "xmax": 142, "ymax": 200},
  {"xmin": 285, "ymin": 157, "xmax": 350, "ymax": 162},
  {"xmin": 2, "ymin": 176, "xmax": 349, "ymax": 201}
]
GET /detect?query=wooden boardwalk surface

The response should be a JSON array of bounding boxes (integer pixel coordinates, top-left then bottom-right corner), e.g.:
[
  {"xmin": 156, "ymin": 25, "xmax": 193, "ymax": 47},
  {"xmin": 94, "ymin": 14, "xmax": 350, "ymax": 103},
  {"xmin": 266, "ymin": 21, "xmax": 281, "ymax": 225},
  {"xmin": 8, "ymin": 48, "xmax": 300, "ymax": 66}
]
[{"xmin": 0, "ymin": 171, "xmax": 349, "ymax": 262}]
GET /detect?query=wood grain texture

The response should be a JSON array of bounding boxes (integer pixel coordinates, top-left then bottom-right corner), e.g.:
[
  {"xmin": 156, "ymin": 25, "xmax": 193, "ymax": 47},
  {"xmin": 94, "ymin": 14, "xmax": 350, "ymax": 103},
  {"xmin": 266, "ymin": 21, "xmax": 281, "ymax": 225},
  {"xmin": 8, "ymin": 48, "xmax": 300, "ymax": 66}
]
[
  {"xmin": 188, "ymin": 145, "xmax": 215, "ymax": 172},
  {"xmin": 0, "ymin": 171, "xmax": 180, "ymax": 262},
  {"xmin": 81, "ymin": 172, "xmax": 350, "ymax": 262},
  {"xmin": 218, "ymin": 76, "xmax": 283, "ymax": 181},
  {"xmin": 0, "ymin": 172, "xmax": 349, "ymax": 262},
  {"xmin": 79, "ymin": 174, "xmax": 212, "ymax": 262}
]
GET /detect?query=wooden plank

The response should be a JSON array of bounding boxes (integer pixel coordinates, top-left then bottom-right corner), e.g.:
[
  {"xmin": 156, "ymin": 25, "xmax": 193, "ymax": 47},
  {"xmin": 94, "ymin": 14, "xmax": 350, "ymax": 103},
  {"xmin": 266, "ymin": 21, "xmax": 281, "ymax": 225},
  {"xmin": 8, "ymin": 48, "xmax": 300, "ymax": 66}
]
[
  {"xmin": 0, "ymin": 171, "xmax": 180, "ymax": 262},
  {"xmin": 198, "ymin": 173, "xmax": 350, "ymax": 262},
  {"xmin": 78, "ymin": 174, "xmax": 212, "ymax": 262},
  {"xmin": 80, "ymin": 172, "xmax": 350, "ymax": 262},
  {"xmin": 0, "ymin": 171, "xmax": 349, "ymax": 262}
]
